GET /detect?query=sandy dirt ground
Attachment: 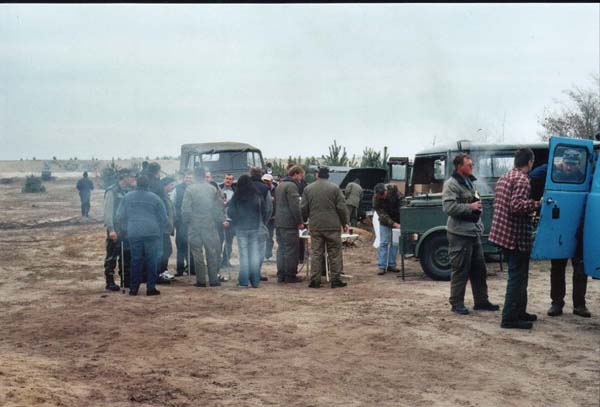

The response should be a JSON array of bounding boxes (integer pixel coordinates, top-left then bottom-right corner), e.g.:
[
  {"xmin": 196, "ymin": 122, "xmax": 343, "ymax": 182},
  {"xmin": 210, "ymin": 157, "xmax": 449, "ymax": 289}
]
[{"xmin": 1, "ymin": 178, "xmax": 599, "ymax": 407}]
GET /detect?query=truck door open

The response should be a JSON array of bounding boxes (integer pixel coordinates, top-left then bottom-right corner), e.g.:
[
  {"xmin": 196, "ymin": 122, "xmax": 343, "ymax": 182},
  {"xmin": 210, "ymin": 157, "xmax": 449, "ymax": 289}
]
[
  {"xmin": 531, "ymin": 136, "xmax": 594, "ymax": 260},
  {"xmin": 583, "ymin": 152, "xmax": 600, "ymax": 278}
]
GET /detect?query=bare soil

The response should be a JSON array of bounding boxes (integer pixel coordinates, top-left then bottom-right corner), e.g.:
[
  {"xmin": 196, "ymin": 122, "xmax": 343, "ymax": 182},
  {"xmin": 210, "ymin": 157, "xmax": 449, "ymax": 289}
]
[{"xmin": 1, "ymin": 178, "xmax": 599, "ymax": 407}]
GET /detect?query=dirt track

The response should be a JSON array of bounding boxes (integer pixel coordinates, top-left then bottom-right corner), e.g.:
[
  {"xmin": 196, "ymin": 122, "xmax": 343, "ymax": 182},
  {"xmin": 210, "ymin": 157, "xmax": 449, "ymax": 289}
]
[{"xmin": 1, "ymin": 178, "xmax": 599, "ymax": 407}]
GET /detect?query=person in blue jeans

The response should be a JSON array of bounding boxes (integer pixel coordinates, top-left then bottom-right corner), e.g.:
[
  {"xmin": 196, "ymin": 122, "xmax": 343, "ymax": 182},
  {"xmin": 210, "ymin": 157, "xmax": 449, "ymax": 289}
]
[
  {"xmin": 227, "ymin": 175, "xmax": 269, "ymax": 288},
  {"xmin": 373, "ymin": 183, "xmax": 401, "ymax": 275},
  {"xmin": 116, "ymin": 174, "xmax": 168, "ymax": 296}
]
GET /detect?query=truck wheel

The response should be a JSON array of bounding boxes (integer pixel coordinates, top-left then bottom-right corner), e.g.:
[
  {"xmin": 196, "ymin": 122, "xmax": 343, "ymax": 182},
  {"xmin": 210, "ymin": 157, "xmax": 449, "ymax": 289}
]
[{"xmin": 419, "ymin": 233, "xmax": 451, "ymax": 281}]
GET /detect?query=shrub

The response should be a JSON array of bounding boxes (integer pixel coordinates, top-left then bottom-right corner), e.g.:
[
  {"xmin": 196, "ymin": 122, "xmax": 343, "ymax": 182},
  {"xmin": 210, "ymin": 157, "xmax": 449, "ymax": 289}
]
[{"xmin": 22, "ymin": 175, "xmax": 46, "ymax": 193}]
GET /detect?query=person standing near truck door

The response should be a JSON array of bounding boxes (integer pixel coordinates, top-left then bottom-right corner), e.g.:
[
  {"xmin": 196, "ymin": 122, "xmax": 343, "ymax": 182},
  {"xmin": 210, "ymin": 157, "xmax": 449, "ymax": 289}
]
[
  {"xmin": 373, "ymin": 183, "xmax": 401, "ymax": 275},
  {"xmin": 489, "ymin": 148, "xmax": 541, "ymax": 329},
  {"xmin": 442, "ymin": 153, "xmax": 499, "ymax": 315}
]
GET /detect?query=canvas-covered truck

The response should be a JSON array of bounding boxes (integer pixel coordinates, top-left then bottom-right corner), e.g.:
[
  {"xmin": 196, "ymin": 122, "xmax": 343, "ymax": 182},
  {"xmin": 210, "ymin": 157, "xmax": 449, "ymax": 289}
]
[
  {"xmin": 179, "ymin": 142, "xmax": 265, "ymax": 183},
  {"xmin": 531, "ymin": 135, "xmax": 600, "ymax": 279},
  {"xmin": 392, "ymin": 141, "xmax": 550, "ymax": 281}
]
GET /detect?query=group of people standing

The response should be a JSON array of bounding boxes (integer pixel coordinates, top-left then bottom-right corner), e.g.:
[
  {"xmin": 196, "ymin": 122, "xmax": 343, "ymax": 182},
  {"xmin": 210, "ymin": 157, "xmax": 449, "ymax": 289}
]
[
  {"xmin": 441, "ymin": 149, "xmax": 591, "ymax": 330},
  {"xmin": 100, "ymin": 161, "xmax": 354, "ymax": 296}
]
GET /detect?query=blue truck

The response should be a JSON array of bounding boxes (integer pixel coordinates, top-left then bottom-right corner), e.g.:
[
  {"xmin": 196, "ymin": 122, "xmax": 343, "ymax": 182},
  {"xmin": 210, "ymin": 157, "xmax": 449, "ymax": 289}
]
[{"xmin": 531, "ymin": 135, "xmax": 600, "ymax": 279}]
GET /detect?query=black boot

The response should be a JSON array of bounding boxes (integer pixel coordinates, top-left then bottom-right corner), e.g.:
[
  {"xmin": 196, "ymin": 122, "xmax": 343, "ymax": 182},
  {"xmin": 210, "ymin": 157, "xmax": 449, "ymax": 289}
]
[
  {"xmin": 331, "ymin": 280, "xmax": 347, "ymax": 288},
  {"xmin": 105, "ymin": 275, "xmax": 120, "ymax": 292},
  {"xmin": 547, "ymin": 303, "xmax": 563, "ymax": 317}
]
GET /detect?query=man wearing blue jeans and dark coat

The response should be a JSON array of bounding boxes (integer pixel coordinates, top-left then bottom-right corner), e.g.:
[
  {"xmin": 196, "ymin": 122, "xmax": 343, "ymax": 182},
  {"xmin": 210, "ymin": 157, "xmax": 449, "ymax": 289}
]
[
  {"xmin": 489, "ymin": 148, "xmax": 541, "ymax": 329},
  {"xmin": 373, "ymin": 183, "xmax": 401, "ymax": 275},
  {"xmin": 116, "ymin": 174, "xmax": 168, "ymax": 296}
]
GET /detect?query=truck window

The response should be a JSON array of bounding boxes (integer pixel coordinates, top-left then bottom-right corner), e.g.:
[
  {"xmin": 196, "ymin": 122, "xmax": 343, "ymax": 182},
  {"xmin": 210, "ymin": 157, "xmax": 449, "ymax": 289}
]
[
  {"xmin": 472, "ymin": 154, "xmax": 513, "ymax": 178},
  {"xmin": 433, "ymin": 158, "xmax": 446, "ymax": 180},
  {"xmin": 391, "ymin": 164, "xmax": 406, "ymax": 180},
  {"xmin": 551, "ymin": 145, "xmax": 588, "ymax": 184}
]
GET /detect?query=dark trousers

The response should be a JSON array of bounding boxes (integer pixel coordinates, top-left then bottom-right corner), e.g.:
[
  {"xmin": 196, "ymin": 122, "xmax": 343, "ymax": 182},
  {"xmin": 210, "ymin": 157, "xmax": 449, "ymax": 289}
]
[
  {"xmin": 103, "ymin": 232, "xmax": 131, "ymax": 286},
  {"xmin": 265, "ymin": 220, "xmax": 275, "ymax": 259},
  {"xmin": 130, "ymin": 236, "xmax": 161, "ymax": 292},
  {"xmin": 159, "ymin": 234, "xmax": 173, "ymax": 273},
  {"xmin": 276, "ymin": 228, "xmax": 300, "ymax": 281},
  {"xmin": 221, "ymin": 224, "xmax": 236, "ymax": 266},
  {"xmin": 347, "ymin": 205, "xmax": 358, "ymax": 227},
  {"xmin": 175, "ymin": 222, "xmax": 194, "ymax": 274},
  {"xmin": 310, "ymin": 230, "xmax": 343, "ymax": 283},
  {"xmin": 550, "ymin": 258, "xmax": 588, "ymax": 308},
  {"xmin": 447, "ymin": 233, "xmax": 489, "ymax": 306},
  {"xmin": 80, "ymin": 195, "xmax": 91, "ymax": 216},
  {"xmin": 501, "ymin": 249, "xmax": 530, "ymax": 323}
]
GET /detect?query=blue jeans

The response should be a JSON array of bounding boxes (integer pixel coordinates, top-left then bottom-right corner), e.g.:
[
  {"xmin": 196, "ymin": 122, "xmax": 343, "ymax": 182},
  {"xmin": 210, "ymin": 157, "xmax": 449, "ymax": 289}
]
[
  {"xmin": 236, "ymin": 229, "xmax": 262, "ymax": 288},
  {"xmin": 378, "ymin": 225, "xmax": 398, "ymax": 268},
  {"xmin": 502, "ymin": 249, "xmax": 530, "ymax": 323},
  {"xmin": 129, "ymin": 236, "xmax": 161, "ymax": 292}
]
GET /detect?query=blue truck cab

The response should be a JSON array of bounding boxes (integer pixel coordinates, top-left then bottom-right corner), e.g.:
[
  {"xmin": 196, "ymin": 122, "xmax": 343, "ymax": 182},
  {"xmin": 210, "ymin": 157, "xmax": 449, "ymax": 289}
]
[{"xmin": 531, "ymin": 135, "xmax": 600, "ymax": 278}]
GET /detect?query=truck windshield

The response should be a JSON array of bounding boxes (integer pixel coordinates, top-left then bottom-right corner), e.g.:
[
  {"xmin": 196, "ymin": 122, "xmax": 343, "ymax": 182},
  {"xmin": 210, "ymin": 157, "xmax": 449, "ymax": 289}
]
[
  {"xmin": 471, "ymin": 153, "xmax": 514, "ymax": 178},
  {"xmin": 189, "ymin": 151, "xmax": 263, "ymax": 171}
]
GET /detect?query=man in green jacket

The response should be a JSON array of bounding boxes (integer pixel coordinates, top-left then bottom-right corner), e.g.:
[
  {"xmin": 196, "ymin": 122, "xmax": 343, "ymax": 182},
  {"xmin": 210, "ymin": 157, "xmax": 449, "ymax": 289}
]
[
  {"xmin": 344, "ymin": 178, "xmax": 363, "ymax": 227},
  {"xmin": 442, "ymin": 153, "xmax": 498, "ymax": 315},
  {"xmin": 301, "ymin": 167, "xmax": 350, "ymax": 288},
  {"xmin": 274, "ymin": 165, "xmax": 305, "ymax": 283},
  {"xmin": 182, "ymin": 167, "xmax": 226, "ymax": 287}
]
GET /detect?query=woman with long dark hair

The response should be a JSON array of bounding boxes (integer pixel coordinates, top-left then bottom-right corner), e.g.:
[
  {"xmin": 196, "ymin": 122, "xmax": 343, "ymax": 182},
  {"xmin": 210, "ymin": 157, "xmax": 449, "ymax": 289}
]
[{"xmin": 227, "ymin": 174, "xmax": 268, "ymax": 287}]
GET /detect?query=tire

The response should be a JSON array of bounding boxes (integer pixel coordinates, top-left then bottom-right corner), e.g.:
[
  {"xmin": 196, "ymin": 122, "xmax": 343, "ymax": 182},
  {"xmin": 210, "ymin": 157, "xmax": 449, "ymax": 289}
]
[{"xmin": 419, "ymin": 233, "xmax": 451, "ymax": 281}]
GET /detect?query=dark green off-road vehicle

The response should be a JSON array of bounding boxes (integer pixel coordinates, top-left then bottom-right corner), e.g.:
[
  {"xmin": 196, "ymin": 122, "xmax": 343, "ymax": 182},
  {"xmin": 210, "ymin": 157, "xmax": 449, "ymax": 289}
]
[{"xmin": 389, "ymin": 141, "xmax": 549, "ymax": 281}]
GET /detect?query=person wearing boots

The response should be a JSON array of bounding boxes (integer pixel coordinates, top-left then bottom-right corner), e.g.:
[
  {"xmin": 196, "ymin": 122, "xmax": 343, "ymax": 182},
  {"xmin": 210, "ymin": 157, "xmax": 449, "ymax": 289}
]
[
  {"xmin": 344, "ymin": 178, "xmax": 363, "ymax": 227},
  {"xmin": 116, "ymin": 174, "xmax": 168, "ymax": 296},
  {"xmin": 103, "ymin": 169, "xmax": 135, "ymax": 291},
  {"xmin": 301, "ymin": 166, "xmax": 350, "ymax": 289},
  {"xmin": 275, "ymin": 165, "xmax": 305, "ymax": 283},
  {"xmin": 442, "ymin": 153, "xmax": 499, "ymax": 315},
  {"xmin": 489, "ymin": 148, "xmax": 541, "ymax": 329},
  {"xmin": 182, "ymin": 166, "xmax": 226, "ymax": 288},
  {"xmin": 76, "ymin": 171, "xmax": 94, "ymax": 218},
  {"xmin": 373, "ymin": 183, "xmax": 401, "ymax": 275},
  {"xmin": 174, "ymin": 170, "xmax": 195, "ymax": 276}
]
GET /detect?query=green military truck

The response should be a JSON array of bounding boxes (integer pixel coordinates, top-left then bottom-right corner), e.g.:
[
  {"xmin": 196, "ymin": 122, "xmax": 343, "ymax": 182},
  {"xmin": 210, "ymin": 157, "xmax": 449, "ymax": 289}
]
[{"xmin": 389, "ymin": 140, "xmax": 549, "ymax": 281}]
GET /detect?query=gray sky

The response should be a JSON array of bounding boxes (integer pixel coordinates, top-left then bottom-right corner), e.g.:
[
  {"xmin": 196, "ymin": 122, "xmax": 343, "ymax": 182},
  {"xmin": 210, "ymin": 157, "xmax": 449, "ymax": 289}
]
[{"xmin": 0, "ymin": 4, "xmax": 598, "ymax": 161}]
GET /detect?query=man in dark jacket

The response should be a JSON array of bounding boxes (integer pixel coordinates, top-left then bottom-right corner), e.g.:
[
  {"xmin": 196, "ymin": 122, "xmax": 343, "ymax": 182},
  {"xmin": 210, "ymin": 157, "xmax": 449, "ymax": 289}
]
[
  {"xmin": 250, "ymin": 167, "xmax": 273, "ymax": 281},
  {"xmin": 373, "ymin": 183, "xmax": 401, "ymax": 275},
  {"xmin": 116, "ymin": 175, "xmax": 168, "ymax": 296},
  {"xmin": 442, "ymin": 153, "xmax": 498, "ymax": 315},
  {"xmin": 301, "ymin": 166, "xmax": 349, "ymax": 289},
  {"xmin": 174, "ymin": 171, "xmax": 195, "ymax": 276},
  {"xmin": 103, "ymin": 169, "xmax": 135, "ymax": 291},
  {"xmin": 262, "ymin": 173, "xmax": 277, "ymax": 260},
  {"xmin": 76, "ymin": 171, "xmax": 94, "ymax": 218},
  {"xmin": 275, "ymin": 165, "xmax": 305, "ymax": 283}
]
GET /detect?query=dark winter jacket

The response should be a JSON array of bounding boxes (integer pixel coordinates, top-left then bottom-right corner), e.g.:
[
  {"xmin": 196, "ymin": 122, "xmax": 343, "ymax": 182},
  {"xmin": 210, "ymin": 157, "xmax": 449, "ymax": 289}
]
[
  {"xmin": 76, "ymin": 177, "xmax": 94, "ymax": 198},
  {"xmin": 372, "ymin": 185, "xmax": 401, "ymax": 228},
  {"xmin": 228, "ymin": 192, "xmax": 268, "ymax": 231},
  {"xmin": 116, "ymin": 187, "xmax": 168, "ymax": 239}
]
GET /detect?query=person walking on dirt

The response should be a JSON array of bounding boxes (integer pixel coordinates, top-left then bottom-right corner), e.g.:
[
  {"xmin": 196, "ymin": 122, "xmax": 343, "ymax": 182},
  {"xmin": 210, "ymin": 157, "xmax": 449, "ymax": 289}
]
[
  {"xmin": 116, "ymin": 174, "xmax": 168, "ymax": 296},
  {"xmin": 174, "ymin": 171, "xmax": 195, "ymax": 277},
  {"xmin": 489, "ymin": 148, "xmax": 541, "ymax": 329},
  {"xmin": 275, "ymin": 165, "xmax": 305, "ymax": 283},
  {"xmin": 442, "ymin": 153, "xmax": 498, "ymax": 316},
  {"xmin": 103, "ymin": 169, "xmax": 135, "ymax": 291},
  {"xmin": 344, "ymin": 178, "xmax": 363, "ymax": 227},
  {"xmin": 373, "ymin": 183, "xmax": 401, "ymax": 276},
  {"xmin": 227, "ymin": 175, "xmax": 269, "ymax": 288},
  {"xmin": 301, "ymin": 166, "xmax": 350, "ymax": 289},
  {"xmin": 76, "ymin": 171, "xmax": 94, "ymax": 218},
  {"xmin": 182, "ymin": 166, "xmax": 226, "ymax": 288}
]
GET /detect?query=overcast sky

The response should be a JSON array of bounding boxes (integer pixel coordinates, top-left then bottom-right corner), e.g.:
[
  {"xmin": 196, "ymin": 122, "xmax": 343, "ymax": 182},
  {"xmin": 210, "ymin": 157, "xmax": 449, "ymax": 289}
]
[{"xmin": 0, "ymin": 4, "xmax": 598, "ymax": 161}]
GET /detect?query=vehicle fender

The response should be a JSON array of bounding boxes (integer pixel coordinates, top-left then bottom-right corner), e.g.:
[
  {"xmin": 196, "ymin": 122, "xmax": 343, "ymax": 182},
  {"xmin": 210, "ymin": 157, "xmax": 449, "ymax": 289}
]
[{"xmin": 415, "ymin": 226, "xmax": 448, "ymax": 257}]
